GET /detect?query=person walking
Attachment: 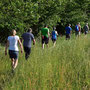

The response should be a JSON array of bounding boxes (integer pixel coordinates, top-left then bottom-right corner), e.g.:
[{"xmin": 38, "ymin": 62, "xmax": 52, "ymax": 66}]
[
  {"xmin": 51, "ymin": 27, "xmax": 58, "ymax": 47},
  {"xmin": 41, "ymin": 25, "xmax": 50, "ymax": 49},
  {"xmin": 22, "ymin": 28, "xmax": 35, "ymax": 60},
  {"xmin": 78, "ymin": 23, "xmax": 81, "ymax": 36},
  {"xmin": 65, "ymin": 24, "xmax": 72, "ymax": 40},
  {"xmin": 83, "ymin": 23, "xmax": 89, "ymax": 35},
  {"xmin": 75, "ymin": 23, "xmax": 79, "ymax": 37},
  {"xmin": 5, "ymin": 30, "xmax": 23, "ymax": 71}
]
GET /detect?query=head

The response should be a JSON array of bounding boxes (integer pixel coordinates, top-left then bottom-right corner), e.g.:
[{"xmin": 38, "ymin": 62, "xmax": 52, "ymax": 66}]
[
  {"xmin": 27, "ymin": 28, "xmax": 32, "ymax": 33},
  {"xmin": 44, "ymin": 25, "xmax": 48, "ymax": 28},
  {"xmin": 53, "ymin": 27, "xmax": 56, "ymax": 30},
  {"xmin": 11, "ymin": 29, "xmax": 16, "ymax": 36},
  {"xmin": 86, "ymin": 23, "xmax": 88, "ymax": 25},
  {"xmin": 77, "ymin": 22, "xmax": 80, "ymax": 26},
  {"xmin": 69, "ymin": 24, "xmax": 71, "ymax": 27}
]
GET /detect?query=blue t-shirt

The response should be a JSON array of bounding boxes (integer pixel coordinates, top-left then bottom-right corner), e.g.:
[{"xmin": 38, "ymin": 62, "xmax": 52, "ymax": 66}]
[
  {"xmin": 75, "ymin": 25, "xmax": 79, "ymax": 31},
  {"xmin": 22, "ymin": 32, "xmax": 34, "ymax": 48},
  {"xmin": 52, "ymin": 30, "xmax": 57, "ymax": 39},
  {"xmin": 65, "ymin": 26, "xmax": 72, "ymax": 34}
]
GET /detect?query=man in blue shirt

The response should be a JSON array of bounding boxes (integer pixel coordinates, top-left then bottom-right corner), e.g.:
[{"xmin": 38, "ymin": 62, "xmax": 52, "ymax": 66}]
[
  {"xmin": 65, "ymin": 24, "xmax": 72, "ymax": 40},
  {"xmin": 22, "ymin": 28, "xmax": 35, "ymax": 60},
  {"xmin": 75, "ymin": 23, "xmax": 79, "ymax": 36},
  {"xmin": 51, "ymin": 27, "xmax": 58, "ymax": 47}
]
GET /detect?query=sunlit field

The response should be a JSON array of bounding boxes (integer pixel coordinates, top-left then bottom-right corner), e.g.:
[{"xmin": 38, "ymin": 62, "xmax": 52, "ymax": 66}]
[{"xmin": 0, "ymin": 34, "xmax": 90, "ymax": 90}]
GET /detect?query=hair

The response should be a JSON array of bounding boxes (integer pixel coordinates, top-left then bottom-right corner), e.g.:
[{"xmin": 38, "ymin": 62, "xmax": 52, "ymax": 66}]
[
  {"xmin": 69, "ymin": 24, "xmax": 71, "ymax": 26},
  {"xmin": 86, "ymin": 23, "xmax": 88, "ymax": 25},
  {"xmin": 11, "ymin": 29, "xmax": 16, "ymax": 35},
  {"xmin": 27, "ymin": 28, "xmax": 32, "ymax": 32},
  {"xmin": 78, "ymin": 22, "xmax": 80, "ymax": 25},
  {"xmin": 53, "ymin": 27, "xmax": 56, "ymax": 30},
  {"xmin": 44, "ymin": 25, "xmax": 48, "ymax": 28}
]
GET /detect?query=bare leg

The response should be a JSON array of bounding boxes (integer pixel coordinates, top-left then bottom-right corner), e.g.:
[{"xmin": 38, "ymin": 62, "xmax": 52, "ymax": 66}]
[
  {"xmin": 11, "ymin": 58, "xmax": 14, "ymax": 69},
  {"xmin": 46, "ymin": 44, "xmax": 48, "ymax": 48},
  {"xmin": 53, "ymin": 41, "xmax": 56, "ymax": 47},
  {"xmin": 42, "ymin": 44, "xmax": 44, "ymax": 49},
  {"xmin": 14, "ymin": 59, "xmax": 18, "ymax": 69}
]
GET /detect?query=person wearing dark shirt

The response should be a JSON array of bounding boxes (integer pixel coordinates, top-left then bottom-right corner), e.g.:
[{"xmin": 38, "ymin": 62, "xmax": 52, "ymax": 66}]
[
  {"xmin": 22, "ymin": 28, "xmax": 35, "ymax": 60},
  {"xmin": 83, "ymin": 23, "xmax": 89, "ymax": 35},
  {"xmin": 65, "ymin": 24, "xmax": 72, "ymax": 40}
]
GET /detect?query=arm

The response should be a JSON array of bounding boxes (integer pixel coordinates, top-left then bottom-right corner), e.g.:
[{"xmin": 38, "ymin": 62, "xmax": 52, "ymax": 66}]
[
  {"xmin": 48, "ymin": 29, "xmax": 50, "ymax": 37},
  {"xmin": 31, "ymin": 34, "xmax": 35, "ymax": 45},
  {"xmin": 33, "ymin": 39, "xmax": 35, "ymax": 45},
  {"xmin": 20, "ymin": 37, "xmax": 23, "ymax": 43},
  {"xmin": 5, "ymin": 40, "xmax": 9, "ymax": 56},
  {"xmin": 18, "ymin": 39, "xmax": 23, "ymax": 53},
  {"xmin": 70, "ymin": 30, "xmax": 72, "ymax": 34},
  {"xmin": 70, "ymin": 27, "xmax": 72, "ymax": 34},
  {"xmin": 55, "ymin": 31, "xmax": 58, "ymax": 35}
]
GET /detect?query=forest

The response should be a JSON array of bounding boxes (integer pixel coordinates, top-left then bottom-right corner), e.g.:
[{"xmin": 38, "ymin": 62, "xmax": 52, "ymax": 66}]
[{"xmin": 0, "ymin": 0, "xmax": 90, "ymax": 42}]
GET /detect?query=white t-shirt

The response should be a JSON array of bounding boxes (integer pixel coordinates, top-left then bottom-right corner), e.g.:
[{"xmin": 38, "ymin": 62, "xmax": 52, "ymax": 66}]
[{"xmin": 8, "ymin": 35, "xmax": 19, "ymax": 51}]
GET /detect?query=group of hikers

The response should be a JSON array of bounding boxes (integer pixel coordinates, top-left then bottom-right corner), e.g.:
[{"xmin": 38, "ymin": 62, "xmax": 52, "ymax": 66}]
[
  {"xmin": 5, "ymin": 23, "xmax": 89, "ymax": 72},
  {"xmin": 65, "ymin": 23, "xmax": 89, "ymax": 40}
]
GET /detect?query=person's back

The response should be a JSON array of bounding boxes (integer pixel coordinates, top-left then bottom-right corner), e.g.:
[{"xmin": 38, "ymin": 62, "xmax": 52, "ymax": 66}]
[
  {"xmin": 41, "ymin": 28, "xmax": 49, "ymax": 38},
  {"xmin": 22, "ymin": 28, "xmax": 35, "ymax": 60},
  {"xmin": 52, "ymin": 30, "xmax": 57, "ymax": 39},
  {"xmin": 8, "ymin": 35, "xmax": 19, "ymax": 51},
  {"xmin": 83, "ymin": 23, "xmax": 89, "ymax": 35},
  {"xmin": 51, "ymin": 27, "xmax": 58, "ymax": 47},
  {"xmin": 41, "ymin": 25, "xmax": 49, "ymax": 49},
  {"xmin": 65, "ymin": 27, "xmax": 70, "ymax": 34},
  {"xmin": 5, "ymin": 30, "xmax": 23, "ymax": 71},
  {"xmin": 65, "ymin": 24, "xmax": 72, "ymax": 40},
  {"xmin": 84, "ymin": 25, "xmax": 88, "ymax": 31},
  {"xmin": 65, "ymin": 26, "xmax": 71, "ymax": 34},
  {"xmin": 22, "ymin": 32, "xmax": 34, "ymax": 48},
  {"xmin": 75, "ymin": 25, "xmax": 79, "ymax": 31}
]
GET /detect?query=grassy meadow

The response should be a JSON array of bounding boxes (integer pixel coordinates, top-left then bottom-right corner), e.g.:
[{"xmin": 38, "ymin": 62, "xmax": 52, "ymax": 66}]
[{"xmin": 0, "ymin": 34, "xmax": 90, "ymax": 90}]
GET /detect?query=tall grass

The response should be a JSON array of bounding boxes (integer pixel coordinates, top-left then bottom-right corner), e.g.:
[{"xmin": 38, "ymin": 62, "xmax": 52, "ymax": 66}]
[{"xmin": 0, "ymin": 34, "xmax": 90, "ymax": 90}]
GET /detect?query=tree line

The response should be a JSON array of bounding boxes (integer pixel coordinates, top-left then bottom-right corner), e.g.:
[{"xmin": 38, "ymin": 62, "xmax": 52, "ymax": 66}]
[{"xmin": 0, "ymin": 0, "xmax": 90, "ymax": 42}]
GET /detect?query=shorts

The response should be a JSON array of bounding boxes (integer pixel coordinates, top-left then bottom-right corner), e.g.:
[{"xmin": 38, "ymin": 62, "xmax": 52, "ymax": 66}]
[
  {"xmin": 42, "ymin": 36, "xmax": 49, "ymax": 44},
  {"xmin": 75, "ymin": 31, "xmax": 79, "ymax": 36},
  {"xmin": 24, "ymin": 47, "xmax": 31, "ymax": 55},
  {"xmin": 9, "ymin": 50, "xmax": 19, "ymax": 60},
  {"xmin": 52, "ymin": 38, "xmax": 56, "ymax": 42},
  {"xmin": 66, "ymin": 34, "xmax": 70, "ymax": 39},
  {"xmin": 85, "ymin": 31, "xmax": 88, "ymax": 35}
]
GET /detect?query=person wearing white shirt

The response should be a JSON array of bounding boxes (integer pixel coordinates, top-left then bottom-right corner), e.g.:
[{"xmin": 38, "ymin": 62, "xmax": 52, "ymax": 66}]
[{"xmin": 5, "ymin": 30, "xmax": 23, "ymax": 72}]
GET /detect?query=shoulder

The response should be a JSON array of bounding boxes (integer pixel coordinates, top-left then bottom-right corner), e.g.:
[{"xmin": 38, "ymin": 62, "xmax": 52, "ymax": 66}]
[
  {"xmin": 22, "ymin": 33, "xmax": 26, "ymax": 36},
  {"xmin": 65, "ymin": 27, "xmax": 68, "ymax": 29},
  {"xmin": 15, "ymin": 35, "xmax": 19, "ymax": 39},
  {"xmin": 8, "ymin": 36, "xmax": 11, "ymax": 40},
  {"xmin": 65, "ymin": 26, "xmax": 67, "ymax": 28},
  {"xmin": 8, "ymin": 36, "xmax": 11, "ymax": 38},
  {"xmin": 30, "ymin": 33, "xmax": 34, "ymax": 37},
  {"xmin": 75, "ymin": 25, "xmax": 77, "ymax": 27},
  {"xmin": 55, "ymin": 31, "xmax": 57, "ymax": 34},
  {"xmin": 47, "ymin": 28, "xmax": 49, "ymax": 31}
]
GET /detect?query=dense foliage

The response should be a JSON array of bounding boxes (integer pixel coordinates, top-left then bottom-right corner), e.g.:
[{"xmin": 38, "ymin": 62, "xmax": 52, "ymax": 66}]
[{"xmin": 0, "ymin": 0, "xmax": 90, "ymax": 42}]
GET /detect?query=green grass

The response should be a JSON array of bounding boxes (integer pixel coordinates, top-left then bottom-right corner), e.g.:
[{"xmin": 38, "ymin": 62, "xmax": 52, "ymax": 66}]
[{"xmin": 0, "ymin": 34, "xmax": 90, "ymax": 90}]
